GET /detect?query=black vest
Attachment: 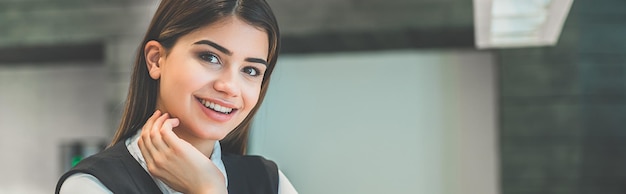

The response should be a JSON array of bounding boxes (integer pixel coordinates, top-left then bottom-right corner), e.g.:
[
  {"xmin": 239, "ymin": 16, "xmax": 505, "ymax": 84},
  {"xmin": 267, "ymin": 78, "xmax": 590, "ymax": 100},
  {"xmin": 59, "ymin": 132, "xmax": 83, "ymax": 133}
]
[{"xmin": 55, "ymin": 141, "xmax": 279, "ymax": 194}]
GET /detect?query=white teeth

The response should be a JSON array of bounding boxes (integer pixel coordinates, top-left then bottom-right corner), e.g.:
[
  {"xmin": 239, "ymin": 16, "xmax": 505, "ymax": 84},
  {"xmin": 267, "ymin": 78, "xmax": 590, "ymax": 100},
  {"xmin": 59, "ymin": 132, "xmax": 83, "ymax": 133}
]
[{"xmin": 199, "ymin": 98, "xmax": 233, "ymax": 114}]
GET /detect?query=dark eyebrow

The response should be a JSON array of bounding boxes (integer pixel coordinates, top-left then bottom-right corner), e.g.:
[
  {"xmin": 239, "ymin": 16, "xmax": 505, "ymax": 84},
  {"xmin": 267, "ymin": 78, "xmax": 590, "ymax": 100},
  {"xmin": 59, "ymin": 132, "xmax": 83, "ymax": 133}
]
[
  {"xmin": 194, "ymin": 40, "xmax": 267, "ymax": 66},
  {"xmin": 246, "ymin": 58, "xmax": 268, "ymax": 66},
  {"xmin": 193, "ymin": 40, "xmax": 232, "ymax": 56}
]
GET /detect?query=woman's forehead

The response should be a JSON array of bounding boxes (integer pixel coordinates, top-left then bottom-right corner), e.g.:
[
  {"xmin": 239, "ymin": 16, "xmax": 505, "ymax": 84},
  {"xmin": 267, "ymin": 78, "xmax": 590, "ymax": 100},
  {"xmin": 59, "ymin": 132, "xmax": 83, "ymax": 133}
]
[{"xmin": 178, "ymin": 17, "xmax": 270, "ymax": 58}]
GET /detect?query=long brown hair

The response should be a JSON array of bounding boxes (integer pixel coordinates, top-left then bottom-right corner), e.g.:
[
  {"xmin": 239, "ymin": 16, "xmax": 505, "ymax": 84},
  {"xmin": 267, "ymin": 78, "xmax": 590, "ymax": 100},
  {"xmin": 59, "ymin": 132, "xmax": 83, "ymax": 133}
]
[{"xmin": 109, "ymin": 0, "xmax": 280, "ymax": 155}]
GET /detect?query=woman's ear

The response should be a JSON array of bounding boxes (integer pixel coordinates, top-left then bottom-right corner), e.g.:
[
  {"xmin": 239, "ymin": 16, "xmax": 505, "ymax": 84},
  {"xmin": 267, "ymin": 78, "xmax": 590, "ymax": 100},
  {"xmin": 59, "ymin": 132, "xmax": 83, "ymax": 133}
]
[{"xmin": 145, "ymin": 40, "xmax": 165, "ymax": 80}]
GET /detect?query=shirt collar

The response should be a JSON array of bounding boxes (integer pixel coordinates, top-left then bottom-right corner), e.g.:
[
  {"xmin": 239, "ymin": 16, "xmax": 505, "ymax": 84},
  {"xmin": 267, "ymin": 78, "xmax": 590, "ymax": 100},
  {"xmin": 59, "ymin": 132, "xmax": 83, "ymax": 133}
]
[{"xmin": 125, "ymin": 130, "xmax": 228, "ymax": 193}]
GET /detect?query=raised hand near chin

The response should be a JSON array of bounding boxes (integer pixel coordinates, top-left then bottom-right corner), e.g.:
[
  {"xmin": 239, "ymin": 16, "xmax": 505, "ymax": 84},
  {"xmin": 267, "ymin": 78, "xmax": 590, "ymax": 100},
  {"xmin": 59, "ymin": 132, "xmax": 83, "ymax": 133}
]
[{"xmin": 138, "ymin": 110, "xmax": 227, "ymax": 194}]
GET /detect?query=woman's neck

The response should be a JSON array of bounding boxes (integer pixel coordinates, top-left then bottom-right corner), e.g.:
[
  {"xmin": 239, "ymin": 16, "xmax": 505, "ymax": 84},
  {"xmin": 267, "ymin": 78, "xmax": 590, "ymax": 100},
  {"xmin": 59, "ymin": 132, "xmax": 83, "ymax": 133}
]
[{"xmin": 172, "ymin": 127, "xmax": 216, "ymax": 158}]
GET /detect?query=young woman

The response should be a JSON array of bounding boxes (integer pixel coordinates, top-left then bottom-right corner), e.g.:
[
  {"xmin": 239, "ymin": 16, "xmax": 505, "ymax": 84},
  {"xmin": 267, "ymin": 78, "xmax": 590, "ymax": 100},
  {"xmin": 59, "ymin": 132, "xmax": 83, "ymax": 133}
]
[{"xmin": 55, "ymin": 0, "xmax": 296, "ymax": 193}]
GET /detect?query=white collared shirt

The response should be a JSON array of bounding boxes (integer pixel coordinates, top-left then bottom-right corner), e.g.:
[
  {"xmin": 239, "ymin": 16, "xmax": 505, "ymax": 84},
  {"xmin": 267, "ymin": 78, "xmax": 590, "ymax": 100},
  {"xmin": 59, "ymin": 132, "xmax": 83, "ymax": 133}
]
[{"xmin": 59, "ymin": 130, "xmax": 297, "ymax": 194}]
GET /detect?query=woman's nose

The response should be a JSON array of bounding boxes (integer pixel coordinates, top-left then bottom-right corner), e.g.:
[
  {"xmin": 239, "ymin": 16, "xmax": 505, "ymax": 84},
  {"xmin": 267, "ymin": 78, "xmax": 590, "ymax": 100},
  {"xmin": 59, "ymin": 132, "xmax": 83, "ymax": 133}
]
[{"xmin": 213, "ymin": 69, "xmax": 240, "ymax": 97}]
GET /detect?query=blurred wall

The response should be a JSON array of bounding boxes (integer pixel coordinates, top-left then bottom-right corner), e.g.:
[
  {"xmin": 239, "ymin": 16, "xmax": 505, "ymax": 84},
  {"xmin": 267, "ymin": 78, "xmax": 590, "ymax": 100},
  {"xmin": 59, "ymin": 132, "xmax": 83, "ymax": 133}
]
[
  {"xmin": 0, "ymin": 0, "xmax": 495, "ymax": 194},
  {"xmin": 0, "ymin": 0, "xmax": 159, "ymax": 134},
  {"xmin": 498, "ymin": 0, "xmax": 626, "ymax": 193},
  {"xmin": 249, "ymin": 50, "xmax": 497, "ymax": 194},
  {"xmin": 0, "ymin": 1, "xmax": 157, "ymax": 193},
  {"xmin": 0, "ymin": 64, "xmax": 108, "ymax": 193}
]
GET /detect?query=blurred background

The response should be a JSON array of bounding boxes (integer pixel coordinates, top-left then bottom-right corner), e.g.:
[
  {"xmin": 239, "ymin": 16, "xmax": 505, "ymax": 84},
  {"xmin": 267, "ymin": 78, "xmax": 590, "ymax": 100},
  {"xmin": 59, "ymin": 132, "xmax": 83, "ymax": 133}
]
[{"xmin": 0, "ymin": 0, "xmax": 624, "ymax": 193}]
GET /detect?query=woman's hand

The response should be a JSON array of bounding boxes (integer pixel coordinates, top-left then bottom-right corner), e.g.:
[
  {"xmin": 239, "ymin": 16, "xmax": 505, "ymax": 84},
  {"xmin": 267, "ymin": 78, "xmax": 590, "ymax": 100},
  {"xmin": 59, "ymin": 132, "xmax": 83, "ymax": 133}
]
[{"xmin": 138, "ymin": 110, "xmax": 227, "ymax": 194}]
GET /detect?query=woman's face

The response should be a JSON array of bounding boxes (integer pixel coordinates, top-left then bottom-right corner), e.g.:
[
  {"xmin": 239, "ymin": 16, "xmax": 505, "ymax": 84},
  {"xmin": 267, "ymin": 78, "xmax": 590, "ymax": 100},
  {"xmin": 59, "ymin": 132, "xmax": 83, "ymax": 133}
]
[{"xmin": 153, "ymin": 17, "xmax": 269, "ymax": 140}]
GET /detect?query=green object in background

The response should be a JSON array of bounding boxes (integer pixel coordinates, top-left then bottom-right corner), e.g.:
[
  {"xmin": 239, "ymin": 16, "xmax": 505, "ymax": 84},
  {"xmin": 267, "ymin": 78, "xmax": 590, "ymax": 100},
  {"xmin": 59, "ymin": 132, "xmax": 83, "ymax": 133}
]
[{"xmin": 71, "ymin": 156, "xmax": 82, "ymax": 167}]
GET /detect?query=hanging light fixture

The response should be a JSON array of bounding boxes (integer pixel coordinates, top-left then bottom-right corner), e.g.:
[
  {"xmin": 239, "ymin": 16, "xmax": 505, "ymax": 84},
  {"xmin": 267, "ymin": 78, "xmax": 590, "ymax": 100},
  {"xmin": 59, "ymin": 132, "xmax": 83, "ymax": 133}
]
[{"xmin": 474, "ymin": 0, "xmax": 574, "ymax": 49}]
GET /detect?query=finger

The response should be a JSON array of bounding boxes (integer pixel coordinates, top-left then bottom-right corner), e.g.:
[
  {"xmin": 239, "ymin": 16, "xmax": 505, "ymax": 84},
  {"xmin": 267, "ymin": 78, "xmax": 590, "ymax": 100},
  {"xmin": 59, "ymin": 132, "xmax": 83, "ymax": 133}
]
[
  {"xmin": 141, "ymin": 110, "xmax": 167, "ymax": 151},
  {"xmin": 151, "ymin": 113, "xmax": 171, "ymax": 151},
  {"xmin": 145, "ymin": 110, "xmax": 161, "ymax": 132},
  {"xmin": 161, "ymin": 118, "xmax": 188, "ymax": 151},
  {"xmin": 140, "ymin": 110, "xmax": 161, "ymax": 167},
  {"xmin": 138, "ymin": 135, "xmax": 155, "ymax": 168},
  {"xmin": 158, "ymin": 118, "xmax": 180, "ymax": 148},
  {"xmin": 141, "ymin": 110, "xmax": 162, "ymax": 147}
]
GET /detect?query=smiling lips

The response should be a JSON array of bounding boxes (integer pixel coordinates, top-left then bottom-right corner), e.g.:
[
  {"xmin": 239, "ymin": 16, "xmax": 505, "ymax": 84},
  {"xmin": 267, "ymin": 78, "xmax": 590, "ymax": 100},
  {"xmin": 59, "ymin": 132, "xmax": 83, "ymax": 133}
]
[{"xmin": 198, "ymin": 98, "xmax": 235, "ymax": 114}]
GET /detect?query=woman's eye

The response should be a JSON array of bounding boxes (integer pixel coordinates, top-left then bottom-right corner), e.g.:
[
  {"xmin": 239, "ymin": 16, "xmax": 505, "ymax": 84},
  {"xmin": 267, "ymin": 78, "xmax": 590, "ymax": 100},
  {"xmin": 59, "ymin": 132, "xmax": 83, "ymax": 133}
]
[
  {"xmin": 243, "ymin": 66, "xmax": 260, "ymax": 76},
  {"xmin": 199, "ymin": 53, "xmax": 220, "ymax": 64}
]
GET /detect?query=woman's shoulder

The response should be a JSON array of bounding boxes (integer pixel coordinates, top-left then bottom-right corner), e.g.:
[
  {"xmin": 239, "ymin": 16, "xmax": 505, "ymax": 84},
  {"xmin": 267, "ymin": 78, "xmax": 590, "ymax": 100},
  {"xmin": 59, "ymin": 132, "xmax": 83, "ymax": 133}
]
[
  {"xmin": 222, "ymin": 153, "xmax": 279, "ymax": 177},
  {"xmin": 221, "ymin": 154, "xmax": 298, "ymax": 194},
  {"xmin": 221, "ymin": 153, "xmax": 279, "ymax": 194},
  {"xmin": 56, "ymin": 141, "xmax": 162, "ymax": 194},
  {"xmin": 222, "ymin": 153, "xmax": 277, "ymax": 165},
  {"xmin": 58, "ymin": 173, "xmax": 112, "ymax": 194}
]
